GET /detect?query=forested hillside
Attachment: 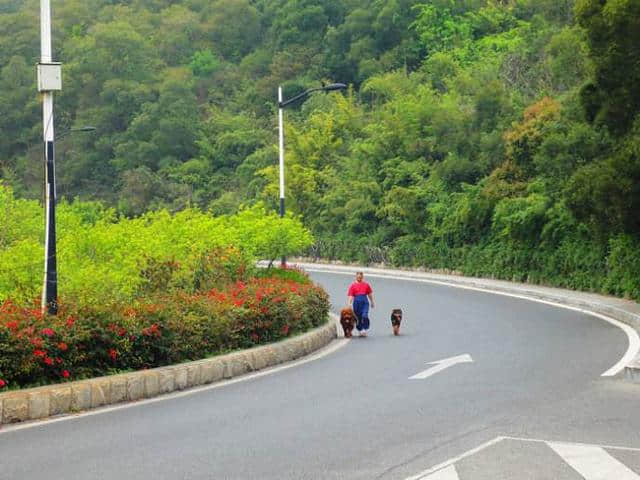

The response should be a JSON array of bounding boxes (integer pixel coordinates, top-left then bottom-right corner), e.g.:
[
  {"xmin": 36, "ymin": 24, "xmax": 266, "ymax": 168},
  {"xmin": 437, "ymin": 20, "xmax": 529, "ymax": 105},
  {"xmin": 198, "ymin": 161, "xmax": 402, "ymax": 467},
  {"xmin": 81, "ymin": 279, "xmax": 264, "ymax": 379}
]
[{"xmin": 1, "ymin": 0, "xmax": 639, "ymax": 298}]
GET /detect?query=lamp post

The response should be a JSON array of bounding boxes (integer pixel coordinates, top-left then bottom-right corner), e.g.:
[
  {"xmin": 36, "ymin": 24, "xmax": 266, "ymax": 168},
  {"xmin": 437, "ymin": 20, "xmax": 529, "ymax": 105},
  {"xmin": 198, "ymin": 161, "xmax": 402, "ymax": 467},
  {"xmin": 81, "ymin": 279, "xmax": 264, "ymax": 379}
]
[
  {"xmin": 277, "ymin": 83, "xmax": 347, "ymax": 266},
  {"xmin": 38, "ymin": 0, "xmax": 62, "ymax": 315}
]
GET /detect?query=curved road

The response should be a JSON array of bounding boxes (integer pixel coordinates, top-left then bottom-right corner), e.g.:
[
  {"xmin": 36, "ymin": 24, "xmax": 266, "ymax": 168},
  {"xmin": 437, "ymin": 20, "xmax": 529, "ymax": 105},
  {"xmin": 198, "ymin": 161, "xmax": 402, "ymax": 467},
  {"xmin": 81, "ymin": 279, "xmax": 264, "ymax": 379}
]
[{"xmin": 1, "ymin": 269, "xmax": 639, "ymax": 479}]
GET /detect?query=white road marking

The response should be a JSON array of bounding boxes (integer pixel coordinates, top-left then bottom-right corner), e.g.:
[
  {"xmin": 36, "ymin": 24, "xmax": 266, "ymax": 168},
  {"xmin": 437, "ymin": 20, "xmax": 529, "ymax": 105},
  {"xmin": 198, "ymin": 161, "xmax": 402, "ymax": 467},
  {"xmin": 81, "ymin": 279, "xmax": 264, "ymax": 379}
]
[
  {"xmin": 403, "ymin": 436, "xmax": 640, "ymax": 480},
  {"xmin": 502, "ymin": 436, "xmax": 640, "ymax": 452},
  {"xmin": 549, "ymin": 442, "xmax": 640, "ymax": 480},
  {"xmin": 420, "ymin": 465, "xmax": 460, "ymax": 480},
  {"xmin": 409, "ymin": 354, "xmax": 473, "ymax": 380},
  {"xmin": 404, "ymin": 436, "xmax": 506, "ymax": 480},
  {"xmin": 302, "ymin": 265, "xmax": 640, "ymax": 377}
]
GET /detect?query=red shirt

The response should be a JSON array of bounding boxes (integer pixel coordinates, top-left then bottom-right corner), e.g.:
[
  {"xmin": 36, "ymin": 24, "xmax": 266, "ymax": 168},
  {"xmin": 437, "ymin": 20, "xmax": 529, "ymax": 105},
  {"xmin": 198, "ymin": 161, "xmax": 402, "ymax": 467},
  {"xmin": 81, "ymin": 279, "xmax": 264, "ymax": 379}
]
[{"xmin": 348, "ymin": 281, "xmax": 372, "ymax": 296}]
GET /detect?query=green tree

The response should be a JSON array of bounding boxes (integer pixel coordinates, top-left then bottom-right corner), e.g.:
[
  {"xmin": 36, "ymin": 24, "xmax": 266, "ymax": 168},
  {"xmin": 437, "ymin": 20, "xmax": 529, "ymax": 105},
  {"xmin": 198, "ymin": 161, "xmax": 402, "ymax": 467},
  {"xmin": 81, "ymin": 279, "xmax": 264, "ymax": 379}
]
[{"xmin": 576, "ymin": 0, "xmax": 640, "ymax": 134}]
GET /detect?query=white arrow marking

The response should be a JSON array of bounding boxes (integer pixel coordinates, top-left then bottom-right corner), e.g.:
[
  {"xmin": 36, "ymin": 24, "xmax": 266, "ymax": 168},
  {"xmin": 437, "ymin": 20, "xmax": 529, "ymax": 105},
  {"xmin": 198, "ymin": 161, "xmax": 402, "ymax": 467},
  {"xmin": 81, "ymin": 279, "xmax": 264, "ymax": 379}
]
[{"xmin": 409, "ymin": 354, "xmax": 473, "ymax": 380}]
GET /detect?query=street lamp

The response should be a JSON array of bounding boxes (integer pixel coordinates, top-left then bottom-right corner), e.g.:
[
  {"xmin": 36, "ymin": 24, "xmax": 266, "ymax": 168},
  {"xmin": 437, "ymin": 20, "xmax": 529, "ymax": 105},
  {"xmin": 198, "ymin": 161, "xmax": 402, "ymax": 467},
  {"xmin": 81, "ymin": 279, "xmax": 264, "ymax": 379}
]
[
  {"xmin": 56, "ymin": 126, "xmax": 96, "ymax": 141},
  {"xmin": 38, "ymin": 0, "xmax": 61, "ymax": 315},
  {"xmin": 277, "ymin": 82, "xmax": 347, "ymax": 266}
]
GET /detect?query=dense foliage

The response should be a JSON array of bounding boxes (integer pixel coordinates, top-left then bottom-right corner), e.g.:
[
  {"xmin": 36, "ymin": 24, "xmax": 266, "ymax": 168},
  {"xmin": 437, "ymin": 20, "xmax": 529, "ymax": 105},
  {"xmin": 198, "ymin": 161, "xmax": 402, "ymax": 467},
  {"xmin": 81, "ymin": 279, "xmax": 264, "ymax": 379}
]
[{"xmin": 1, "ymin": 0, "xmax": 639, "ymax": 299}]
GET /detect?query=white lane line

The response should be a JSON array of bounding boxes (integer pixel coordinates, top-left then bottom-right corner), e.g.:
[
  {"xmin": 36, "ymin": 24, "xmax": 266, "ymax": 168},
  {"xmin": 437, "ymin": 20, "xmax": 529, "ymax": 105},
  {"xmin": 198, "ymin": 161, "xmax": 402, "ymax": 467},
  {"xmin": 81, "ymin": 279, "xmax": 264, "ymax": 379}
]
[
  {"xmin": 549, "ymin": 442, "xmax": 640, "ymax": 480},
  {"xmin": 420, "ymin": 465, "xmax": 460, "ymax": 480},
  {"xmin": 0, "ymin": 329, "xmax": 349, "ymax": 435},
  {"xmin": 304, "ymin": 266, "xmax": 640, "ymax": 377},
  {"xmin": 404, "ymin": 436, "xmax": 506, "ymax": 480},
  {"xmin": 409, "ymin": 354, "xmax": 473, "ymax": 380}
]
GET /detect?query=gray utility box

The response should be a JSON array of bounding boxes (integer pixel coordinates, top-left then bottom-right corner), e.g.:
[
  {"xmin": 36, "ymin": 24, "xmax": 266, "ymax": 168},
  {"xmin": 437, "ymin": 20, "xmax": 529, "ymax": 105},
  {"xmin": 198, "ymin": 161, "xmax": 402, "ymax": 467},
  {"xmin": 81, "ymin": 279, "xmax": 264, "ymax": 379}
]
[{"xmin": 37, "ymin": 62, "xmax": 62, "ymax": 92}]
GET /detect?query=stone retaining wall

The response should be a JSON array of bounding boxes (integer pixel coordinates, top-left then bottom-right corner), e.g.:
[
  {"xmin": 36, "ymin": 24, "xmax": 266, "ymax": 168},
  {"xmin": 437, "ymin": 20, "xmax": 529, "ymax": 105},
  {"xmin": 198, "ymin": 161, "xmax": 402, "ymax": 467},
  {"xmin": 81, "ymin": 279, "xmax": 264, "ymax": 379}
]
[{"xmin": 0, "ymin": 316, "xmax": 337, "ymax": 425}]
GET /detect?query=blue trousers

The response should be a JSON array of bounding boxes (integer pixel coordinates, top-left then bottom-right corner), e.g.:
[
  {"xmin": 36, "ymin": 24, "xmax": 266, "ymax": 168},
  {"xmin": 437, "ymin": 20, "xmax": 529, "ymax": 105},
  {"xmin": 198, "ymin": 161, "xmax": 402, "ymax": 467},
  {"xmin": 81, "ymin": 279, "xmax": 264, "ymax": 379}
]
[{"xmin": 353, "ymin": 295, "xmax": 370, "ymax": 331}]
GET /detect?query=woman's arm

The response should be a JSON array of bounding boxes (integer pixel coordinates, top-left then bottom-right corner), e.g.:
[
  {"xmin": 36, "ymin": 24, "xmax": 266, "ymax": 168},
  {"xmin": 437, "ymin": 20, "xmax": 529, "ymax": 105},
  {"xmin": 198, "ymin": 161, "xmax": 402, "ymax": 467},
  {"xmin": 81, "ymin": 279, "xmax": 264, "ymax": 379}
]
[
  {"xmin": 348, "ymin": 295, "xmax": 354, "ymax": 306},
  {"xmin": 367, "ymin": 293, "xmax": 374, "ymax": 308}
]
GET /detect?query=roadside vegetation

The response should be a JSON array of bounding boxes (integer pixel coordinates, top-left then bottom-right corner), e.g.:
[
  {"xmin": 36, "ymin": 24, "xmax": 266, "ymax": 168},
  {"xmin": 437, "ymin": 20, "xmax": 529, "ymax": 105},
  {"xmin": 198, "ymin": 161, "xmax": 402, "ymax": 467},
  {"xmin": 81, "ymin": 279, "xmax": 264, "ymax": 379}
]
[{"xmin": 0, "ymin": 183, "xmax": 328, "ymax": 389}]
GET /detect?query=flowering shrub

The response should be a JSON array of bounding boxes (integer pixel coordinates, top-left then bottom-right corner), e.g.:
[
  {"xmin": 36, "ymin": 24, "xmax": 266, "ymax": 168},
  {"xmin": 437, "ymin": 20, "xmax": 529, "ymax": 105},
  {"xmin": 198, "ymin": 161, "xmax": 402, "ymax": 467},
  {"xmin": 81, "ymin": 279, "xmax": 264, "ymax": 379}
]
[{"xmin": 0, "ymin": 272, "xmax": 329, "ymax": 389}]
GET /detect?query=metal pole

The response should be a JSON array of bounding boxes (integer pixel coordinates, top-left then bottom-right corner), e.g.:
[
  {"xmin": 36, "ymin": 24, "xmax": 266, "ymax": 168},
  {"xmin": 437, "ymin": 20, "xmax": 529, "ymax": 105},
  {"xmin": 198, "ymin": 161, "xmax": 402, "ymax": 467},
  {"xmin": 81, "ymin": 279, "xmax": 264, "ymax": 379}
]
[
  {"xmin": 41, "ymin": 0, "xmax": 58, "ymax": 315},
  {"xmin": 278, "ymin": 86, "xmax": 286, "ymax": 267}
]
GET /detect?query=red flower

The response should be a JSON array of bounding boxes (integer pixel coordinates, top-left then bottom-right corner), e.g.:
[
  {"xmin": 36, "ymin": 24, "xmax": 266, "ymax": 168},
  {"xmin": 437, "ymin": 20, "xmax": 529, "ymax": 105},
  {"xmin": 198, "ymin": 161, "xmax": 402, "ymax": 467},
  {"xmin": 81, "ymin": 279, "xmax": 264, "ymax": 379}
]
[
  {"xmin": 250, "ymin": 332, "xmax": 260, "ymax": 342},
  {"xmin": 281, "ymin": 324, "xmax": 290, "ymax": 335},
  {"xmin": 62, "ymin": 370, "xmax": 70, "ymax": 378},
  {"xmin": 0, "ymin": 379, "xmax": 6, "ymax": 388},
  {"xmin": 42, "ymin": 328, "xmax": 55, "ymax": 337},
  {"xmin": 66, "ymin": 316, "xmax": 75, "ymax": 327},
  {"xmin": 108, "ymin": 349, "xmax": 118, "ymax": 361},
  {"xmin": 31, "ymin": 337, "xmax": 44, "ymax": 348},
  {"xmin": 58, "ymin": 342, "xmax": 68, "ymax": 351},
  {"xmin": 44, "ymin": 357, "xmax": 54, "ymax": 366},
  {"xmin": 33, "ymin": 349, "xmax": 46, "ymax": 357},
  {"xmin": 56, "ymin": 357, "xmax": 63, "ymax": 364},
  {"xmin": 5, "ymin": 320, "xmax": 18, "ymax": 331}
]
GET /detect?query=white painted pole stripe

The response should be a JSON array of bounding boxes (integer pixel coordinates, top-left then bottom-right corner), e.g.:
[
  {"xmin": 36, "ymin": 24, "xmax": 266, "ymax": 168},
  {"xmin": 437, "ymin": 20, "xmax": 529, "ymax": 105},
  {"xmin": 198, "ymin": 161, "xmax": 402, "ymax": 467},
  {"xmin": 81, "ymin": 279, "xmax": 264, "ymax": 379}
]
[
  {"xmin": 549, "ymin": 442, "xmax": 640, "ymax": 480},
  {"xmin": 302, "ymin": 265, "xmax": 640, "ymax": 377},
  {"xmin": 420, "ymin": 465, "xmax": 460, "ymax": 480}
]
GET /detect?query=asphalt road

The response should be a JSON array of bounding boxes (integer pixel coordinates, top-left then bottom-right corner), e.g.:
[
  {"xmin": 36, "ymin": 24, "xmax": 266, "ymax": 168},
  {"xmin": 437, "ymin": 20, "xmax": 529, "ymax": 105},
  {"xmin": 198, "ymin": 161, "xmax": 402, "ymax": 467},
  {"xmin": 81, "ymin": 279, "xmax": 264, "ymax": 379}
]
[{"xmin": 1, "ymin": 270, "xmax": 639, "ymax": 480}]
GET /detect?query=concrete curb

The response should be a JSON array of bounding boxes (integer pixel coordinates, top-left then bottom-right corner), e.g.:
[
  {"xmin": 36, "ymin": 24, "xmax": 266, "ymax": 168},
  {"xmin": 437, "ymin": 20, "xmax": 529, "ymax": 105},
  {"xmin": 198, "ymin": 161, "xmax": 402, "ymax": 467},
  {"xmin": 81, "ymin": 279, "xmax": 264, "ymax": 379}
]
[
  {"xmin": 295, "ymin": 260, "xmax": 640, "ymax": 382},
  {"xmin": 0, "ymin": 316, "xmax": 337, "ymax": 425}
]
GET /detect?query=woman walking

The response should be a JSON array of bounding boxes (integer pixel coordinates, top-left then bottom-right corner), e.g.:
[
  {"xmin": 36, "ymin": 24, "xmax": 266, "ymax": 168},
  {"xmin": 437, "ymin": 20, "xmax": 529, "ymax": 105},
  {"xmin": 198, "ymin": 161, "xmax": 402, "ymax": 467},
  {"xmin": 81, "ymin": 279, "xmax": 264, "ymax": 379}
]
[{"xmin": 347, "ymin": 271, "xmax": 375, "ymax": 336}]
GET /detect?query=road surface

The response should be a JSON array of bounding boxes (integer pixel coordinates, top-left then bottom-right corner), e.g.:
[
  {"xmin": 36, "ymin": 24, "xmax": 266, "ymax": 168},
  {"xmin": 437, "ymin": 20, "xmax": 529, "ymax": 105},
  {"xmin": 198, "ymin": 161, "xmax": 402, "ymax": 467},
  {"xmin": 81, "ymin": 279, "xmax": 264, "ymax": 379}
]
[{"xmin": 1, "ymin": 269, "xmax": 638, "ymax": 479}]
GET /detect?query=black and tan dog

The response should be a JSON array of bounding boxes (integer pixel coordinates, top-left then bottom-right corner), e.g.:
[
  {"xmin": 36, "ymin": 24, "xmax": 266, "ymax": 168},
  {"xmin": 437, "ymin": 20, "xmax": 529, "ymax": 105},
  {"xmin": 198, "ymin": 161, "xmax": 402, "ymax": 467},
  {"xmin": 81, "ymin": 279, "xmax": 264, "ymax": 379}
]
[
  {"xmin": 390, "ymin": 308, "xmax": 403, "ymax": 336},
  {"xmin": 340, "ymin": 307, "xmax": 356, "ymax": 338}
]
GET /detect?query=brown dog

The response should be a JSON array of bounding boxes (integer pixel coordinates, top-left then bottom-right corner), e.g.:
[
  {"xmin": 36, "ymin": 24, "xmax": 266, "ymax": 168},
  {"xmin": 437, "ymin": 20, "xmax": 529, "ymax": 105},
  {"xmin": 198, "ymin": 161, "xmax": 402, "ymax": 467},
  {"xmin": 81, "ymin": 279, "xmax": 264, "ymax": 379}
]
[
  {"xmin": 391, "ymin": 308, "xmax": 402, "ymax": 336},
  {"xmin": 340, "ymin": 307, "xmax": 356, "ymax": 338}
]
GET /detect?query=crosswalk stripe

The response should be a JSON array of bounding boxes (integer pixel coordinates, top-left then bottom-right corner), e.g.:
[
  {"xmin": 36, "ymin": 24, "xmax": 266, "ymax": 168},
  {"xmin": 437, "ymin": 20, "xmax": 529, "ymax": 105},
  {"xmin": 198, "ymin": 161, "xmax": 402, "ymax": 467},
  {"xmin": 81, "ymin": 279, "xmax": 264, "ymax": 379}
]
[
  {"xmin": 548, "ymin": 442, "xmax": 640, "ymax": 480},
  {"xmin": 419, "ymin": 465, "xmax": 460, "ymax": 480}
]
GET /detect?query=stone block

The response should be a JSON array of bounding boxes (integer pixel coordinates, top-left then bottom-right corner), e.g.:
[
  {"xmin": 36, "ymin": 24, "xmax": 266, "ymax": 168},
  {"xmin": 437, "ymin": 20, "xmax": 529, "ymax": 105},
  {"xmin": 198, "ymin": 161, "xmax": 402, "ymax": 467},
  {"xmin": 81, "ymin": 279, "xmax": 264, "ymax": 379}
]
[
  {"xmin": 301, "ymin": 336, "xmax": 313, "ymax": 355},
  {"xmin": 186, "ymin": 364, "xmax": 202, "ymax": 388},
  {"xmin": 158, "ymin": 370, "xmax": 175, "ymax": 394},
  {"xmin": 625, "ymin": 365, "xmax": 640, "ymax": 383},
  {"xmin": 224, "ymin": 353, "xmax": 250, "ymax": 379},
  {"xmin": 251, "ymin": 349, "xmax": 269, "ymax": 371},
  {"xmin": 272, "ymin": 344, "xmax": 290, "ymax": 364},
  {"xmin": 110, "ymin": 377, "xmax": 127, "ymax": 404},
  {"xmin": 28, "ymin": 391, "xmax": 50, "ymax": 420},
  {"xmin": 49, "ymin": 387, "xmax": 72, "ymax": 416},
  {"xmin": 264, "ymin": 346, "xmax": 278, "ymax": 366},
  {"xmin": 71, "ymin": 383, "xmax": 91, "ymax": 411},
  {"xmin": 174, "ymin": 367, "xmax": 188, "ymax": 391},
  {"xmin": 200, "ymin": 359, "xmax": 224, "ymax": 384},
  {"xmin": 144, "ymin": 372, "xmax": 159, "ymax": 398},
  {"xmin": 90, "ymin": 379, "xmax": 110, "ymax": 408},
  {"xmin": 3, "ymin": 394, "xmax": 28, "ymax": 423},
  {"xmin": 126, "ymin": 374, "xmax": 144, "ymax": 401}
]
